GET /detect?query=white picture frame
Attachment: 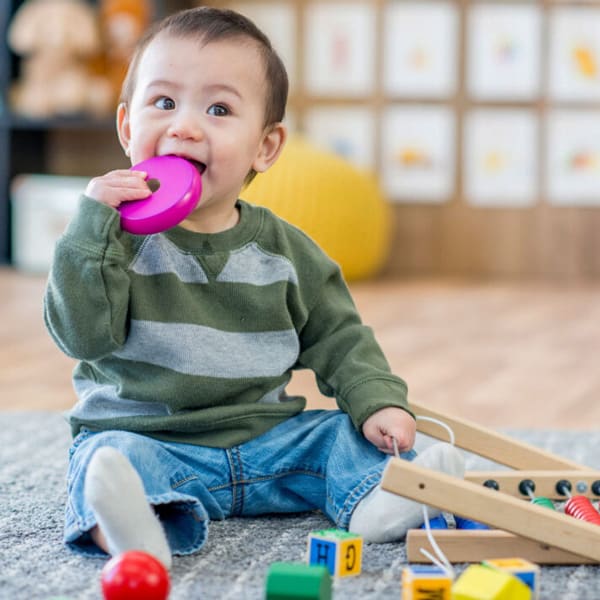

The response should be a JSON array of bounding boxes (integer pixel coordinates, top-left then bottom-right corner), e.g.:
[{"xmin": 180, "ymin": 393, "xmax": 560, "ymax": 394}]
[
  {"xmin": 467, "ymin": 3, "xmax": 542, "ymax": 101},
  {"xmin": 302, "ymin": 106, "xmax": 376, "ymax": 171},
  {"xmin": 383, "ymin": 1, "xmax": 459, "ymax": 98},
  {"xmin": 304, "ymin": 2, "xmax": 376, "ymax": 97},
  {"xmin": 463, "ymin": 109, "xmax": 538, "ymax": 207},
  {"xmin": 548, "ymin": 7, "xmax": 600, "ymax": 102},
  {"xmin": 381, "ymin": 105, "xmax": 455, "ymax": 203},
  {"xmin": 227, "ymin": 2, "xmax": 297, "ymax": 91},
  {"xmin": 546, "ymin": 110, "xmax": 600, "ymax": 206}
]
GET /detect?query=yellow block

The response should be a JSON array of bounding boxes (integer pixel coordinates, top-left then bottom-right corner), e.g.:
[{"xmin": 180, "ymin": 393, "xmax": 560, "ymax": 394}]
[
  {"xmin": 243, "ymin": 136, "xmax": 391, "ymax": 282},
  {"xmin": 482, "ymin": 558, "xmax": 540, "ymax": 600},
  {"xmin": 338, "ymin": 538, "xmax": 362, "ymax": 577},
  {"xmin": 452, "ymin": 564, "xmax": 531, "ymax": 600}
]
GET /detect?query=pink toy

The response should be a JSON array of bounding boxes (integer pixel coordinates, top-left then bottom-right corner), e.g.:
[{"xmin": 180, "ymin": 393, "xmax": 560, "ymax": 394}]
[{"xmin": 119, "ymin": 155, "xmax": 202, "ymax": 234}]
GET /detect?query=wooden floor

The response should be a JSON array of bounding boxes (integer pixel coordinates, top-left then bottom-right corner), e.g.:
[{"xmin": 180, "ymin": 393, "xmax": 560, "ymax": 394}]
[{"xmin": 2, "ymin": 266, "xmax": 600, "ymax": 429}]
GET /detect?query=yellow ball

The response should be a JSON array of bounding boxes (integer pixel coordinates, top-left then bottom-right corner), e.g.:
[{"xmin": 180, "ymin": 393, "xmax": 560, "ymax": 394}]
[{"xmin": 242, "ymin": 136, "xmax": 391, "ymax": 281}]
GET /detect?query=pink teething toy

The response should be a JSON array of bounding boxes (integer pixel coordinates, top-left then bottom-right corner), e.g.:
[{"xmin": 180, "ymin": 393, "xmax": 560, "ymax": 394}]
[{"xmin": 119, "ymin": 155, "xmax": 202, "ymax": 234}]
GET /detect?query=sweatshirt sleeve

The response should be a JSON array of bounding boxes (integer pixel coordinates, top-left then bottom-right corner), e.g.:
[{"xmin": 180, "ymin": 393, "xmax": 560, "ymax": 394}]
[
  {"xmin": 43, "ymin": 196, "xmax": 132, "ymax": 361},
  {"xmin": 296, "ymin": 264, "xmax": 413, "ymax": 431}
]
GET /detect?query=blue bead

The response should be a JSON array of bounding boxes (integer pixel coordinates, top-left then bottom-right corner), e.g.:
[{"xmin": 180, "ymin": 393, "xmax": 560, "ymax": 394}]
[
  {"xmin": 420, "ymin": 514, "xmax": 449, "ymax": 529},
  {"xmin": 455, "ymin": 516, "xmax": 490, "ymax": 530}
]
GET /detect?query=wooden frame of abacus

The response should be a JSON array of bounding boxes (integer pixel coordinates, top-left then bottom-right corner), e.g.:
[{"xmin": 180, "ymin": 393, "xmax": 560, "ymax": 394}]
[{"xmin": 381, "ymin": 401, "xmax": 600, "ymax": 564}]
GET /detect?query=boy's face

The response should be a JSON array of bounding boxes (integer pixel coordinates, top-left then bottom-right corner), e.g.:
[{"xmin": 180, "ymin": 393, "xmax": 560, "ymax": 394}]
[{"xmin": 117, "ymin": 33, "xmax": 284, "ymax": 228}]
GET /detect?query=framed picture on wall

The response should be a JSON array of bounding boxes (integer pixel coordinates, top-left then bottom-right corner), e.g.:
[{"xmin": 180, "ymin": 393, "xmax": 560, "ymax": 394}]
[
  {"xmin": 228, "ymin": 2, "xmax": 297, "ymax": 90},
  {"xmin": 303, "ymin": 2, "xmax": 376, "ymax": 97},
  {"xmin": 302, "ymin": 106, "xmax": 376, "ymax": 170},
  {"xmin": 383, "ymin": 1, "xmax": 458, "ymax": 98},
  {"xmin": 548, "ymin": 7, "xmax": 600, "ymax": 102},
  {"xmin": 463, "ymin": 109, "xmax": 538, "ymax": 207},
  {"xmin": 467, "ymin": 3, "xmax": 542, "ymax": 101},
  {"xmin": 546, "ymin": 110, "xmax": 600, "ymax": 206},
  {"xmin": 381, "ymin": 105, "xmax": 455, "ymax": 203}
]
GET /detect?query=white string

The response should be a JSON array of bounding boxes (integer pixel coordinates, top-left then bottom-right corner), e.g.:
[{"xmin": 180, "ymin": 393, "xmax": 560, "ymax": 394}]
[
  {"xmin": 392, "ymin": 436, "xmax": 400, "ymax": 458},
  {"xmin": 419, "ymin": 506, "xmax": 455, "ymax": 578},
  {"xmin": 392, "ymin": 415, "xmax": 457, "ymax": 579},
  {"xmin": 415, "ymin": 415, "xmax": 456, "ymax": 446}
]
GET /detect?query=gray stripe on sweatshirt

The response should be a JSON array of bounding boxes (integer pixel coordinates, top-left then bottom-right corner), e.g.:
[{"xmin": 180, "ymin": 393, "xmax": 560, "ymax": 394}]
[
  {"xmin": 70, "ymin": 380, "xmax": 172, "ymax": 420},
  {"xmin": 114, "ymin": 319, "xmax": 300, "ymax": 378},
  {"xmin": 68, "ymin": 379, "xmax": 293, "ymax": 422},
  {"xmin": 217, "ymin": 243, "xmax": 299, "ymax": 286},
  {"xmin": 130, "ymin": 235, "xmax": 209, "ymax": 283}
]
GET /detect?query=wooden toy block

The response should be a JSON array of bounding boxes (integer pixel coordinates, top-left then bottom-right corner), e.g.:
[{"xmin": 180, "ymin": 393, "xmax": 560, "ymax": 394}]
[
  {"xmin": 401, "ymin": 565, "xmax": 452, "ymax": 600},
  {"xmin": 382, "ymin": 458, "xmax": 600, "ymax": 562},
  {"xmin": 307, "ymin": 529, "xmax": 362, "ymax": 577},
  {"xmin": 482, "ymin": 558, "xmax": 540, "ymax": 600},
  {"xmin": 265, "ymin": 562, "xmax": 331, "ymax": 600},
  {"xmin": 452, "ymin": 564, "xmax": 531, "ymax": 600}
]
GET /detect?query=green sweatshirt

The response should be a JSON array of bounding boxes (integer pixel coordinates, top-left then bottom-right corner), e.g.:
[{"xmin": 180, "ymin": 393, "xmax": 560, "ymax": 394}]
[{"xmin": 44, "ymin": 196, "xmax": 410, "ymax": 448}]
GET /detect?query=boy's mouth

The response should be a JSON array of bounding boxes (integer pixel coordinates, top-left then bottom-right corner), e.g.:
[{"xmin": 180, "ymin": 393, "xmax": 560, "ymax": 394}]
[
  {"xmin": 166, "ymin": 155, "xmax": 206, "ymax": 175},
  {"xmin": 188, "ymin": 159, "xmax": 207, "ymax": 175}
]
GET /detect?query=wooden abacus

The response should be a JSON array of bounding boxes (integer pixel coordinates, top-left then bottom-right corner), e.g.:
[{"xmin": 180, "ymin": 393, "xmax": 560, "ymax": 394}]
[{"xmin": 381, "ymin": 401, "xmax": 600, "ymax": 564}]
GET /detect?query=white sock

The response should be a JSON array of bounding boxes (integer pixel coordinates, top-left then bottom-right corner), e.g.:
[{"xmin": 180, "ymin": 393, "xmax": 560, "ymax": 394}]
[
  {"xmin": 84, "ymin": 446, "xmax": 172, "ymax": 569},
  {"xmin": 349, "ymin": 442, "xmax": 465, "ymax": 543}
]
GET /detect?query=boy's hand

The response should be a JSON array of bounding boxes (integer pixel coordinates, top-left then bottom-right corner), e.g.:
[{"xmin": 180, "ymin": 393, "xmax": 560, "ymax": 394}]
[
  {"xmin": 85, "ymin": 169, "xmax": 151, "ymax": 209},
  {"xmin": 362, "ymin": 407, "xmax": 416, "ymax": 455}
]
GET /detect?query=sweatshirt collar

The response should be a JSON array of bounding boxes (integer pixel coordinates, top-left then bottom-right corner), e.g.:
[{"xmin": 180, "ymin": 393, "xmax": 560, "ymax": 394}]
[{"xmin": 162, "ymin": 200, "xmax": 260, "ymax": 253}]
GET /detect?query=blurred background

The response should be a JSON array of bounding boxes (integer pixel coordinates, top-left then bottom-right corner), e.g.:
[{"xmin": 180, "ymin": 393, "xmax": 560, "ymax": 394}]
[
  {"xmin": 3, "ymin": 0, "xmax": 600, "ymax": 279},
  {"xmin": 2, "ymin": 0, "xmax": 600, "ymax": 428}
]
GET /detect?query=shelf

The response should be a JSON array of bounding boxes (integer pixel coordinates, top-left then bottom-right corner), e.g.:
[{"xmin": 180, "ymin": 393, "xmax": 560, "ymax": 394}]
[{"xmin": 0, "ymin": 112, "xmax": 116, "ymax": 131}]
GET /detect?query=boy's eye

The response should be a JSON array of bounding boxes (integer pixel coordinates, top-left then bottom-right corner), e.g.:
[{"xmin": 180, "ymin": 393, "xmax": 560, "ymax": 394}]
[
  {"xmin": 207, "ymin": 104, "xmax": 229, "ymax": 117},
  {"xmin": 154, "ymin": 97, "xmax": 176, "ymax": 110}
]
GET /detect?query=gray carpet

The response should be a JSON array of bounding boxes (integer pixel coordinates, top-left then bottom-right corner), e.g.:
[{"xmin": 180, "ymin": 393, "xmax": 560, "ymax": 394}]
[{"xmin": 1, "ymin": 412, "xmax": 600, "ymax": 599}]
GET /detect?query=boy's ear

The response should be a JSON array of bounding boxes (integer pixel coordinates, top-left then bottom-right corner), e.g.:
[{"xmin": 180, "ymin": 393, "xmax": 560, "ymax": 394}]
[
  {"xmin": 116, "ymin": 102, "xmax": 131, "ymax": 156},
  {"xmin": 253, "ymin": 123, "xmax": 287, "ymax": 173}
]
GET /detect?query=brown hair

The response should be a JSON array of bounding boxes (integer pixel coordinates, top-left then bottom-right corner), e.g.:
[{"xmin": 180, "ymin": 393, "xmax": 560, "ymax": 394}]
[{"xmin": 120, "ymin": 6, "xmax": 288, "ymax": 129}]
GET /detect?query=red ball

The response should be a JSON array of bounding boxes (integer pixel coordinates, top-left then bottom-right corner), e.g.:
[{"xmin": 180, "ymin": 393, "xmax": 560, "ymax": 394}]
[{"xmin": 101, "ymin": 551, "xmax": 170, "ymax": 600}]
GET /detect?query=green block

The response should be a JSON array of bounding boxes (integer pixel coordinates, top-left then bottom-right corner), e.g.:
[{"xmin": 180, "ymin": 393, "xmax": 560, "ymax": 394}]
[
  {"xmin": 265, "ymin": 562, "xmax": 332, "ymax": 600},
  {"xmin": 310, "ymin": 528, "xmax": 358, "ymax": 541}
]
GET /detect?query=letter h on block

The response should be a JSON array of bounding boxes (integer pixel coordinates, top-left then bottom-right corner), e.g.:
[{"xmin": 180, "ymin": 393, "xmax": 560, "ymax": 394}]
[{"xmin": 307, "ymin": 529, "xmax": 363, "ymax": 577}]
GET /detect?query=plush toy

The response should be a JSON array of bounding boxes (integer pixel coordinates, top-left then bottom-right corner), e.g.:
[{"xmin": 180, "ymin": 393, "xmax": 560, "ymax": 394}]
[
  {"xmin": 244, "ymin": 136, "xmax": 392, "ymax": 281},
  {"xmin": 98, "ymin": 0, "xmax": 153, "ymax": 105},
  {"xmin": 8, "ymin": 0, "xmax": 114, "ymax": 119}
]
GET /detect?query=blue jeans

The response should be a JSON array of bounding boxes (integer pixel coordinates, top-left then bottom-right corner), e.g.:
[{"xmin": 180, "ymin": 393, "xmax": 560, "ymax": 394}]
[{"xmin": 65, "ymin": 409, "xmax": 416, "ymax": 556}]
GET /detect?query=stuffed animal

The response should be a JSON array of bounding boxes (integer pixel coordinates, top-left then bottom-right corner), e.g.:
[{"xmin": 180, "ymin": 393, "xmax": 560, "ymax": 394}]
[
  {"xmin": 8, "ymin": 0, "xmax": 114, "ymax": 118},
  {"xmin": 98, "ymin": 0, "xmax": 153, "ymax": 104}
]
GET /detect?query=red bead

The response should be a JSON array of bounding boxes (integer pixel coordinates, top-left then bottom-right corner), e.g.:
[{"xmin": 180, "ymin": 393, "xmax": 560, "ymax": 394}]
[
  {"xmin": 101, "ymin": 551, "xmax": 170, "ymax": 600},
  {"xmin": 564, "ymin": 496, "xmax": 600, "ymax": 526}
]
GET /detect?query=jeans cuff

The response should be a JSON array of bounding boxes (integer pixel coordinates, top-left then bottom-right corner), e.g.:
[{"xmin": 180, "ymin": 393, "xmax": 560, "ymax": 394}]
[{"xmin": 64, "ymin": 492, "xmax": 209, "ymax": 557}]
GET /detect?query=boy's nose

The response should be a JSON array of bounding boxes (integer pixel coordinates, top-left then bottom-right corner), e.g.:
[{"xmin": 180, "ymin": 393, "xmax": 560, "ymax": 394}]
[{"xmin": 167, "ymin": 112, "xmax": 204, "ymax": 141}]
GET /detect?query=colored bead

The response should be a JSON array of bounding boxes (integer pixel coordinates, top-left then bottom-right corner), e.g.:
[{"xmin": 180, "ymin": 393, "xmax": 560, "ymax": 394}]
[
  {"xmin": 565, "ymin": 496, "xmax": 600, "ymax": 525},
  {"xmin": 531, "ymin": 496, "xmax": 556, "ymax": 510},
  {"xmin": 420, "ymin": 514, "xmax": 450, "ymax": 529},
  {"xmin": 454, "ymin": 516, "xmax": 490, "ymax": 530}
]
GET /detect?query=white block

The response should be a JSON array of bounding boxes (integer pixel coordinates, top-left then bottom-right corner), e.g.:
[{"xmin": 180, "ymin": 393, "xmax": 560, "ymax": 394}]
[{"xmin": 11, "ymin": 174, "xmax": 88, "ymax": 273}]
